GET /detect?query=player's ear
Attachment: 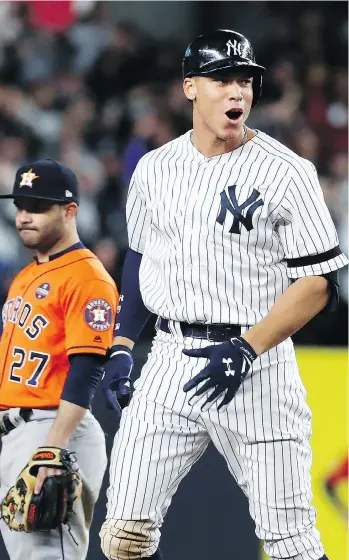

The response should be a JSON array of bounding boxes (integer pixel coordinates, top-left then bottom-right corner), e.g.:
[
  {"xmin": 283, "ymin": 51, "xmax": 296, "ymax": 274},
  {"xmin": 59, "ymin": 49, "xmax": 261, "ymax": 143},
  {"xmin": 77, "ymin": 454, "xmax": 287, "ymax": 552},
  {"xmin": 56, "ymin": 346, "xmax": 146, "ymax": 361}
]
[
  {"xmin": 63, "ymin": 203, "xmax": 78, "ymax": 219},
  {"xmin": 183, "ymin": 77, "xmax": 197, "ymax": 101}
]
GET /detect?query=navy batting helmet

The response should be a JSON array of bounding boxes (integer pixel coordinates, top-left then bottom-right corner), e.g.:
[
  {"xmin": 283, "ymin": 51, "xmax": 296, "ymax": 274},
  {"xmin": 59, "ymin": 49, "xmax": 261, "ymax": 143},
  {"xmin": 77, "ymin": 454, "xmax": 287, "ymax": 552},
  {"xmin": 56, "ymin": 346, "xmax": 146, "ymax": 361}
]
[{"xmin": 182, "ymin": 29, "xmax": 265, "ymax": 107}]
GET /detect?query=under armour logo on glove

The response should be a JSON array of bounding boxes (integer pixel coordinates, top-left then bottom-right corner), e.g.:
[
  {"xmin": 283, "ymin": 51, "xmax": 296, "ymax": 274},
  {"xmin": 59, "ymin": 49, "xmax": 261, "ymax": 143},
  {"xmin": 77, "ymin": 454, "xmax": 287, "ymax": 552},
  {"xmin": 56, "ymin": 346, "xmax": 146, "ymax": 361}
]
[
  {"xmin": 182, "ymin": 337, "xmax": 257, "ymax": 411},
  {"xmin": 222, "ymin": 357, "xmax": 234, "ymax": 376}
]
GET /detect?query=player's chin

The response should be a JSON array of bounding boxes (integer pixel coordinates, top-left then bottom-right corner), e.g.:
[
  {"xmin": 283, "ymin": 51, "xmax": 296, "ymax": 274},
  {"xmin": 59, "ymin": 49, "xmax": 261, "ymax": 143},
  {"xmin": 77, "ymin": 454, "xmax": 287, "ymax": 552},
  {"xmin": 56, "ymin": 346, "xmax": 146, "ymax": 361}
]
[
  {"xmin": 18, "ymin": 230, "xmax": 40, "ymax": 248},
  {"xmin": 219, "ymin": 124, "xmax": 244, "ymax": 141}
]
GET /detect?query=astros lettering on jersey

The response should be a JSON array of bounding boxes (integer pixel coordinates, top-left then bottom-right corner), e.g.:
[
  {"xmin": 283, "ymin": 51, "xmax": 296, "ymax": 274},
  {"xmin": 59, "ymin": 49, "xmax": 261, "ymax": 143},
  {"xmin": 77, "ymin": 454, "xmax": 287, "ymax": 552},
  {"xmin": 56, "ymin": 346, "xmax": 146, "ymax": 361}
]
[{"xmin": 0, "ymin": 248, "xmax": 118, "ymax": 409}]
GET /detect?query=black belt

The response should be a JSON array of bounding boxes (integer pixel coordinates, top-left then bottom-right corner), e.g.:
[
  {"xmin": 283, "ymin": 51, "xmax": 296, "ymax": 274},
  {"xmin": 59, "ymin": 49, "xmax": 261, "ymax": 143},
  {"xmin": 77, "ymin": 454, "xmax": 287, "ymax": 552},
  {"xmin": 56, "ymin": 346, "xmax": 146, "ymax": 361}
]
[
  {"xmin": 158, "ymin": 318, "xmax": 242, "ymax": 342},
  {"xmin": 0, "ymin": 408, "xmax": 33, "ymax": 436}
]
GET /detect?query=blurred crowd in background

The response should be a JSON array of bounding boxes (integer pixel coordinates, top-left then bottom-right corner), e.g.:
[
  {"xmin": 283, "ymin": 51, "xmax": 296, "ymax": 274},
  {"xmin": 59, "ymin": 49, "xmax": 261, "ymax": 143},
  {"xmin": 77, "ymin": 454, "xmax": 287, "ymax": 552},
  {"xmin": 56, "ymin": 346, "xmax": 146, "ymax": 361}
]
[{"xmin": 0, "ymin": 1, "xmax": 347, "ymax": 343}]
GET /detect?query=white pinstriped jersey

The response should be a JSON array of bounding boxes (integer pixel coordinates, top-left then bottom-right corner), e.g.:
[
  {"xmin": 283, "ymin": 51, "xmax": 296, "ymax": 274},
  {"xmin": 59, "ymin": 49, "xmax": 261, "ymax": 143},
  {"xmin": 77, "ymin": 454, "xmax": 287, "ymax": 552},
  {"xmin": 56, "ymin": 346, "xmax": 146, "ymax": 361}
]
[{"xmin": 126, "ymin": 129, "xmax": 348, "ymax": 325}]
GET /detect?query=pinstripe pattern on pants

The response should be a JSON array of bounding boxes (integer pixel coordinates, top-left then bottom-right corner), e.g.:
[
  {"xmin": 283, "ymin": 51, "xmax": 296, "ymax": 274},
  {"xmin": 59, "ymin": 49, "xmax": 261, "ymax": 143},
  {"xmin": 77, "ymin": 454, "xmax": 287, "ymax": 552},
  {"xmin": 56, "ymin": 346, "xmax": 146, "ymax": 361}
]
[{"xmin": 100, "ymin": 325, "xmax": 324, "ymax": 560}]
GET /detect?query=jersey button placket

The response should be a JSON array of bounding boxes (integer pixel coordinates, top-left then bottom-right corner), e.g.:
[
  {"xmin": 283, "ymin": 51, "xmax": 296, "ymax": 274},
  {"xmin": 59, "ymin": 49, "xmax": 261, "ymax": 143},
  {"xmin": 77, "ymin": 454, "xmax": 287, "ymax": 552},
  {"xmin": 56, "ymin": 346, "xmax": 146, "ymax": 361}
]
[{"xmin": 182, "ymin": 160, "xmax": 206, "ymax": 273}]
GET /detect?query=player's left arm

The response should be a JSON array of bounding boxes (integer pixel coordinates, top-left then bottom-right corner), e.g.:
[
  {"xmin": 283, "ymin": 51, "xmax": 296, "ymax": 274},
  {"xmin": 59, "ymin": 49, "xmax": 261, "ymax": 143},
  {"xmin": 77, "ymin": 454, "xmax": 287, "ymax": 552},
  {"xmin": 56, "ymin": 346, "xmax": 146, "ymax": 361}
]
[
  {"xmin": 34, "ymin": 277, "xmax": 118, "ymax": 493},
  {"xmin": 243, "ymin": 161, "xmax": 348, "ymax": 354},
  {"xmin": 242, "ymin": 275, "xmax": 330, "ymax": 354}
]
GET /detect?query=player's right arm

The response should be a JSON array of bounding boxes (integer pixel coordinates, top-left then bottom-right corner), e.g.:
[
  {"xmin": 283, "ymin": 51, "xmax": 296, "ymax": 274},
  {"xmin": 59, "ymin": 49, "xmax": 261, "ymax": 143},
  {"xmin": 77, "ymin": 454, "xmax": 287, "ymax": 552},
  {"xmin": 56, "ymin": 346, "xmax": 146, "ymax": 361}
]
[
  {"xmin": 115, "ymin": 158, "xmax": 154, "ymax": 348},
  {"xmin": 101, "ymin": 161, "xmax": 153, "ymax": 413},
  {"xmin": 34, "ymin": 273, "xmax": 118, "ymax": 493},
  {"xmin": 126, "ymin": 158, "xmax": 152, "ymax": 254}
]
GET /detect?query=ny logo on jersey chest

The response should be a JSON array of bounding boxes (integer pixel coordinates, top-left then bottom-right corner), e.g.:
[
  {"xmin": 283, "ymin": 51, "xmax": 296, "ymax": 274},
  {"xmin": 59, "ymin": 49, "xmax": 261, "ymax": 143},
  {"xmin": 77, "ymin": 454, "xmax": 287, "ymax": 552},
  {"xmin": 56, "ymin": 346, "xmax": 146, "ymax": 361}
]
[{"xmin": 216, "ymin": 185, "xmax": 264, "ymax": 234}]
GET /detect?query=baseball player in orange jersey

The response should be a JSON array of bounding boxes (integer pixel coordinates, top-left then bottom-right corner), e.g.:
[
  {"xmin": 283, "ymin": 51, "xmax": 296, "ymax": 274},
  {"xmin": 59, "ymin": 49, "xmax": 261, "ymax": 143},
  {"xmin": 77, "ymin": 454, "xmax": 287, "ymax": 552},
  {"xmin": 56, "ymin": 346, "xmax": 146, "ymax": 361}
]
[{"xmin": 0, "ymin": 160, "xmax": 118, "ymax": 559}]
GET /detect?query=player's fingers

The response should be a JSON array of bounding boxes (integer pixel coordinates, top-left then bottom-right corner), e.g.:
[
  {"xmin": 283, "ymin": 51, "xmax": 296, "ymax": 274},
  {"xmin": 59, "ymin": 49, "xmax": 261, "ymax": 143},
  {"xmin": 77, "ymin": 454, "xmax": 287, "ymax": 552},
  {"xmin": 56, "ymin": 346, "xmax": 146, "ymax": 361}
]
[
  {"xmin": 45, "ymin": 468, "xmax": 64, "ymax": 478},
  {"xmin": 183, "ymin": 367, "xmax": 211, "ymax": 392},
  {"xmin": 106, "ymin": 389, "xmax": 123, "ymax": 416},
  {"xmin": 110, "ymin": 377, "xmax": 133, "ymax": 409},
  {"xmin": 217, "ymin": 385, "xmax": 238, "ymax": 410},
  {"xmin": 187, "ymin": 379, "xmax": 214, "ymax": 407},
  {"xmin": 34, "ymin": 467, "xmax": 46, "ymax": 495},
  {"xmin": 182, "ymin": 347, "xmax": 209, "ymax": 359},
  {"xmin": 117, "ymin": 390, "xmax": 132, "ymax": 409},
  {"xmin": 200, "ymin": 385, "xmax": 224, "ymax": 412},
  {"xmin": 193, "ymin": 377, "xmax": 215, "ymax": 397}
]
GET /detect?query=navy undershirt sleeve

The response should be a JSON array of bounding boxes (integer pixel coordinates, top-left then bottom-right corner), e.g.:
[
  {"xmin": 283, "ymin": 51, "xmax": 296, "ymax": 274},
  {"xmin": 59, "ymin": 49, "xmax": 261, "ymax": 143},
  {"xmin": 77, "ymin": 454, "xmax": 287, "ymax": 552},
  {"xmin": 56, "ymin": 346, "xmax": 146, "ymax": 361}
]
[
  {"xmin": 291, "ymin": 270, "xmax": 340, "ymax": 313},
  {"xmin": 61, "ymin": 354, "xmax": 105, "ymax": 408},
  {"xmin": 114, "ymin": 248, "xmax": 152, "ymax": 341}
]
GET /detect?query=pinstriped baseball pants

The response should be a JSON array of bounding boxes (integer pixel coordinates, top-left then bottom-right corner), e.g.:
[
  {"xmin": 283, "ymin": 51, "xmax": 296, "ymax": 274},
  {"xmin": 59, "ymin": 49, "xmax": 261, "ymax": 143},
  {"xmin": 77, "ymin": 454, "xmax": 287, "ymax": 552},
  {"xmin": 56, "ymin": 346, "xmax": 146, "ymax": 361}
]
[{"xmin": 101, "ymin": 324, "xmax": 324, "ymax": 560}]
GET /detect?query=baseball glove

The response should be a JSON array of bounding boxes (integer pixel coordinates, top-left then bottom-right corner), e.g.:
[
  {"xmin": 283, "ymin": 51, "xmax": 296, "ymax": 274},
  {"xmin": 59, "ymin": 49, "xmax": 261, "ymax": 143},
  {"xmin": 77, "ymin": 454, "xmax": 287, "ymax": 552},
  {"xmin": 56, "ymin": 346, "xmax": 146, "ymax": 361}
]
[{"xmin": 1, "ymin": 446, "xmax": 82, "ymax": 532}]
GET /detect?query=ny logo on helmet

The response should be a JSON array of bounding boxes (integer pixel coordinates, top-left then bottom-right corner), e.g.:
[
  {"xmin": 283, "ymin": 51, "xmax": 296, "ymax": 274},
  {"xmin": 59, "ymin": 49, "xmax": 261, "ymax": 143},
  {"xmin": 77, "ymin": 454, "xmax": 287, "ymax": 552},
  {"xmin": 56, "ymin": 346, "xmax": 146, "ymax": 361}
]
[
  {"xmin": 226, "ymin": 39, "xmax": 242, "ymax": 57},
  {"xmin": 216, "ymin": 185, "xmax": 264, "ymax": 234}
]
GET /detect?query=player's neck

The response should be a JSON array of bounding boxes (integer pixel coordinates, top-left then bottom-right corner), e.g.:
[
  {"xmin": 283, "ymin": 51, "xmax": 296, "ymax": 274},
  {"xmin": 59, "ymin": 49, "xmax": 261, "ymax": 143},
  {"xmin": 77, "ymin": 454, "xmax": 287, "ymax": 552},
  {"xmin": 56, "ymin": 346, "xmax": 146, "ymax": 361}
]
[
  {"xmin": 191, "ymin": 121, "xmax": 253, "ymax": 158},
  {"xmin": 35, "ymin": 231, "xmax": 80, "ymax": 263}
]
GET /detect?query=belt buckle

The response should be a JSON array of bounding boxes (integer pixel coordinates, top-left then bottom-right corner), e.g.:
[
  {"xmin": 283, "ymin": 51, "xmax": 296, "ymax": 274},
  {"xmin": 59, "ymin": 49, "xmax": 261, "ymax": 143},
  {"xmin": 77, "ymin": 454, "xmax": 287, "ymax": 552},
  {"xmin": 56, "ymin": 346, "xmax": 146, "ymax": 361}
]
[
  {"xmin": 206, "ymin": 325, "xmax": 235, "ymax": 342},
  {"xmin": 206, "ymin": 325, "xmax": 218, "ymax": 342}
]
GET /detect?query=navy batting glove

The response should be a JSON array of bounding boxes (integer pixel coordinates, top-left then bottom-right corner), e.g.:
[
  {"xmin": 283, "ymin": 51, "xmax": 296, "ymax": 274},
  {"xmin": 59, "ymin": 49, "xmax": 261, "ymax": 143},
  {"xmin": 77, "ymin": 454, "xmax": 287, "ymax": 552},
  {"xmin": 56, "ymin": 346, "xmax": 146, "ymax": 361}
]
[
  {"xmin": 182, "ymin": 337, "xmax": 257, "ymax": 411},
  {"xmin": 102, "ymin": 345, "xmax": 134, "ymax": 415}
]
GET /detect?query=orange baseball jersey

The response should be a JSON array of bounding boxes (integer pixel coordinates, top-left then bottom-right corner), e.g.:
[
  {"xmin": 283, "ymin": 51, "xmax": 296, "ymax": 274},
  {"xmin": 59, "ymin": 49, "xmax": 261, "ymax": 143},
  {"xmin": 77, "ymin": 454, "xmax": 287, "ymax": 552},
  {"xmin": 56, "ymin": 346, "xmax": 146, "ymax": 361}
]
[{"xmin": 0, "ymin": 247, "xmax": 118, "ymax": 409}]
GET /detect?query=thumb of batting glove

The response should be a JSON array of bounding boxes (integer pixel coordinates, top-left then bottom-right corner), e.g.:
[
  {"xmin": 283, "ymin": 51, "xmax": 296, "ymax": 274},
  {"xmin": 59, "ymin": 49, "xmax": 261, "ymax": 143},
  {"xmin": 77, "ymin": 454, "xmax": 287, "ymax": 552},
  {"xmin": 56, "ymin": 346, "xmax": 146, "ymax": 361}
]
[{"xmin": 102, "ymin": 345, "xmax": 134, "ymax": 414}]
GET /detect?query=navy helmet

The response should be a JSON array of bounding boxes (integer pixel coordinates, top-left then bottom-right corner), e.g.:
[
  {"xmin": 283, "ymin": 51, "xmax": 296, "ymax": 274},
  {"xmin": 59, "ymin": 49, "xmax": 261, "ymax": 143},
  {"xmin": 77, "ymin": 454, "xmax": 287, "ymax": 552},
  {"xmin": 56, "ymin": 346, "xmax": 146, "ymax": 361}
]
[{"xmin": 182, "ymin": 29, "xmax": 265, "ymax": 107}]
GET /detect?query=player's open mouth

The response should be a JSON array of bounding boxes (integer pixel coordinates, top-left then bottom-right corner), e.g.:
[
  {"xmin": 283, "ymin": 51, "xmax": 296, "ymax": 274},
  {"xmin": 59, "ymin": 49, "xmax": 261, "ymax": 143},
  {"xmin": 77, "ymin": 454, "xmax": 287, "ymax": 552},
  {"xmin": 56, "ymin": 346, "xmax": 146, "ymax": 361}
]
[{"xmin": 225, "ymin": 109, "xmax": 243, "ymax": 122}]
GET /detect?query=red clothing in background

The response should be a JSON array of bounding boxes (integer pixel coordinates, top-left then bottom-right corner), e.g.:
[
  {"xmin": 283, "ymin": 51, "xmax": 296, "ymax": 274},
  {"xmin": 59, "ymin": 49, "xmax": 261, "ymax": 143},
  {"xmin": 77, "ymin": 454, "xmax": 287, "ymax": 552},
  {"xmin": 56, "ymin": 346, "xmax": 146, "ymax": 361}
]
[{"xmin": 27, "ymin": 1, "xmax": 76, "ymax": 32}]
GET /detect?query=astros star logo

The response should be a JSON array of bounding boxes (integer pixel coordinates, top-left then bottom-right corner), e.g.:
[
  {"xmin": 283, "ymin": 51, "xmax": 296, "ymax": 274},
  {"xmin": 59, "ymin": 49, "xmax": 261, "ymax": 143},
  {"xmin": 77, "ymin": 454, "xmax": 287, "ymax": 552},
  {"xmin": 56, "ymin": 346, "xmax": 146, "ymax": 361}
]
[
  {"xmin": 20, "ymin": 169, "xmax": 39, "ymax": 188},
  {"xmin": 91, "ymin": 306, "xmax": 107, "ymax": 323},
  {"xmin": 85, "ymin": 298, "xmax": 112, "ymax": 331}
]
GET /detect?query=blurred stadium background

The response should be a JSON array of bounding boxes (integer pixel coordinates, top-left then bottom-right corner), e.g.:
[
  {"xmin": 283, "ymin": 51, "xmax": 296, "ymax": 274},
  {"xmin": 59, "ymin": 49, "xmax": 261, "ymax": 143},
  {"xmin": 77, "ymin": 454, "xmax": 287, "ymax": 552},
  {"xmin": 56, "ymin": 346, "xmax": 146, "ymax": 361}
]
[{"xmin": 0, "ymin": 2, "xmax": 347, "ymax": 559}]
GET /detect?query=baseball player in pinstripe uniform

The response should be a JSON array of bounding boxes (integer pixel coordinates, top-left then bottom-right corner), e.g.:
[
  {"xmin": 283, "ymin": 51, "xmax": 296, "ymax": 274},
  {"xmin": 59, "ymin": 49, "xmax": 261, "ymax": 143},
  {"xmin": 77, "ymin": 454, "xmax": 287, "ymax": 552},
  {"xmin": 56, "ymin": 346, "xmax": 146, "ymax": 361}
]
[{"xmin": 100, "ymin": 30, "xmax": 348, "ymax": 560}]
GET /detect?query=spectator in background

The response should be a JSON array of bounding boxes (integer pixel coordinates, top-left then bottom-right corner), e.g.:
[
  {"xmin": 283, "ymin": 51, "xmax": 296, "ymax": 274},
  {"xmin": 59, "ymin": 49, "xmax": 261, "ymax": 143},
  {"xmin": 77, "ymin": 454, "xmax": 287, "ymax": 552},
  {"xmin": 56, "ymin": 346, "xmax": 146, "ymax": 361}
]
[
  {"xmin": 68, "ymin": 2, "xmax": 114, "ymax": 75},
  {"xmin": 86, "ymin": 21, "xmax": 149, "ymax": 106},
  {"xmin": 326, "ymin": 68, "xmax": 348, "ymax": 156},
  {"xmin": 289, "ymin": 125, "xmax": 320, "ymax": 167},
  {"xmin": 92, "ymin": 237, "xmax": 121, "ymax": 288},
  {"xmin": 59, "ymin": 140, "xmax": 104, "ymax": 247},
  {"xmin": 122, "ymin": 88, "xmax": 175, "ymax": 185},
  {"xmin": 167, "ymin": 78, "xmax": 193, "ymax": 135},
  {"xmin": 95, "ymin": 139, "xmax": 125, "ymax": 239},
  {"xmin": 16, "ymin": 80, "xmax": 62, "ymax": 151}
]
